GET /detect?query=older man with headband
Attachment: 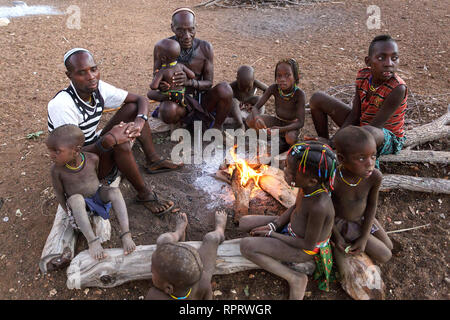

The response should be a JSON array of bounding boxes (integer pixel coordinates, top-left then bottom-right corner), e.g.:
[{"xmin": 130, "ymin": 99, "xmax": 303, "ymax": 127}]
[
  {"xmin": 149, "ymin": 7, "xmax": 233, "ymax": 131},
  {"xmin": 47, "ymin": 48, "xmax": 181, "ymax": 216}
]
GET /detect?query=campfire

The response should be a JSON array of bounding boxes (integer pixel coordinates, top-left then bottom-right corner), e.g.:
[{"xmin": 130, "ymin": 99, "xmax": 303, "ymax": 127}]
[{"xmin": 216, "ymin": 147, "xmax": 299, "ymax": 223}]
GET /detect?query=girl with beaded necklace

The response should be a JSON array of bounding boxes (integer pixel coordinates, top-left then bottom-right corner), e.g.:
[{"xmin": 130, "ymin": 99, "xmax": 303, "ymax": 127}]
[
  {"xmin": 239, "ymin": 141, "xmax": 338, "ymax": 299},
  {"xmin": 246, "ymin": 58, "xmax": 306, "ymax": 148}
]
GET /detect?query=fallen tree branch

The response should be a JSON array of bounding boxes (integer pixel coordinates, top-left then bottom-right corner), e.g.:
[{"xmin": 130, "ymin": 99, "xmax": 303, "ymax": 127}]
[
  {"xmin": 379, "ymin": 149, "xmax": 450, "ymax": 164},
  {"xmin": 66, "ymin": 238, "xmax": 315, "ymax": 289},
  {"xmin": 194, "ymin": 0, "xmax": 331, "ymax": 8},
  {"xmin": 403, "ymin": 109, "xmax": 449, "ymax": 149},
  {"xmin": 380, "ymin": 174, "xmax": 450, "ymax": 194},
  {"xmin": 276, "ymin": 149, "xmax": 450, "ymax": 165},
  {"xmin": 386, "ymin": 223, "xmax": 431, "ymax": 234}
]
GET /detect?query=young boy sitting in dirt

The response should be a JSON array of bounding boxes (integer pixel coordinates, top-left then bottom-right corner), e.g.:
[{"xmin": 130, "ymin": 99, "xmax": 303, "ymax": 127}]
[
  {"xmin": 331, "ymin": 126, "xmax": 393, "ymax": 263},
  {"xmin": 145, "ymin": 210, "xmax": 227, "ymax": 300},
  {"xmin": 246, "ymin": 58, "xmax": 306, "ymax": 149},
  {"xmin": 147, "ymin": 38, "xmax": 196, "ymax": 107},
  {"xmin": 309, "ymin": 35, "xmax": 407, "ymax": 167},
  {"xmin": 239, "ymin": 141, "xmax": 337, "ymax": 299},
  {"xmin": 46, "ymin": 124, "xmax": 136, "ymax": 260},
  {"xmin": 229, "ymin": 65, "xmax": 268, "ymax": 130}
]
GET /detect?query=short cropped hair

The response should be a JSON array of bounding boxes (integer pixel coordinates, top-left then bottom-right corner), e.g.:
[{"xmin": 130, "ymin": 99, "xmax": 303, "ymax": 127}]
[
  {"xmin": 48, "ymin": 124, "xmax": 85, "ymax": 147},
  {"xmin": 152, "ymin": 243, "xmax": 203, "ymax": 288},
  {"xmin": 368, "ymin": 34, "xmax": 395, "ymax": 56},
  {"xmin": 334, "ymin": 126, "xmax": 376, "ymax": 156}
]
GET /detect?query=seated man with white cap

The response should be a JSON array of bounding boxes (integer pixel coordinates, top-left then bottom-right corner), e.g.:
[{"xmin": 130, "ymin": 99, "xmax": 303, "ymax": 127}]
[{"xmin": 47, "ymin": 48, "xmax": 181, "ymax": 216}]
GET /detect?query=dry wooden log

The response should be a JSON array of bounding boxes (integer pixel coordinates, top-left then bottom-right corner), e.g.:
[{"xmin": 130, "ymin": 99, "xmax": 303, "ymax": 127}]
[
  {"xmin": 215, "ymin": 169, "xmax": 232, "ymax": 184},
  {"xmin": 403, "ymin": 110, "xmax": 449, "ymax": 149},
  {"xmin": 334, "ymin": 249, "xmax": 385, "ymax": 300},
  {"xmin": 272, "ymin": 154, "xmax": 450, "ymax": 194},
  {"xmin": 276, "ymin": 147, "xmax": 450, "ymax": 165},
  {"xmin": 231, "ymin": 168, "xmax": 254, "ymax": 223},
  {"xmin": 259, "ymin": 167, "xmax": 299, "ymax": 208},
  {"xmin": 40, "ymin": 205, "xmax": 112, "ymax": 273},
  {"xmin": 40, "ymin": 205, "xmax": 78, "ymax": 273},
  {"xmin": 381, "ymin": 174, "xmax": 450, "ymax": 194},
  {"xmin": 92, "ymin": 215, "xmax": 111, "ymax": 244},
  {"xmin": 66, "ymin": 238, "xmax": 316, "ymax": 289},
  {"xmin": 379, "ymin": 149, "xmax": 450, "ymax": 164}
]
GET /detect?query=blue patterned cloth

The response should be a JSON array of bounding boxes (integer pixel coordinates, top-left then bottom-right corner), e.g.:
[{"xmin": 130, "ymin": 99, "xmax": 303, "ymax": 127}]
[{"xmin": 376, "ymin": 128, "xmax": 406, "ymax": 168}]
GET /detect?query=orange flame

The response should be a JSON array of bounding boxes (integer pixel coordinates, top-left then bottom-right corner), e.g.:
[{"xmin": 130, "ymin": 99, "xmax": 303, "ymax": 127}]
[{"xmin": 228, "ymin": 147, "xmax": 267, "ymax": 188}]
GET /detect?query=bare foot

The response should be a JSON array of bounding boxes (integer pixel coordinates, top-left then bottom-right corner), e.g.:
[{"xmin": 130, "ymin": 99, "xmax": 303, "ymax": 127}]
[
  {"xmin": 88, "ymin": 238, "xmax": 107, "ymax": 260},
  {"xmin": 288, "ymin": 273, "xmax": 308, "ymax": 300},
  {"xmin": 214, "ymin": 210, "xmax": 228, "ymax": 243},
  {"xmin": 175, "ymin": 212, "xmax": 188, "ymax": 241},
  {"xmin": 121, "ymin": 233, "xmax": 136, "ymax": 255}
]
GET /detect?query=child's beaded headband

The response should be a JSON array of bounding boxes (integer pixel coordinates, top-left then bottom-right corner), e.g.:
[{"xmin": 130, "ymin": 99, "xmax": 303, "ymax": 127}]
[{"xmin": 287, "ymin": 142, "xmax": 337, "ymax": 190}]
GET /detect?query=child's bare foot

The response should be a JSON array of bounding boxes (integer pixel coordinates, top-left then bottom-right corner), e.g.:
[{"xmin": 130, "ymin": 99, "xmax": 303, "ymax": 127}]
[
  {"xmin": 214, "ymin": 210, "xmax": 228, "ymax": 243},
  {"xmin": 175, "ymin": 212, "xmax": 188, "ymax": 241},
  {"xmin": 120, "ymin": 232, "xmax": 136, "ymax": 255},
  {"xmin": 88, "ymin": 238, "xmax": 107, "ymax": 260},
  {"xmin": 288, "ymin": 273, "xmax": 308, "ymax": 300}
]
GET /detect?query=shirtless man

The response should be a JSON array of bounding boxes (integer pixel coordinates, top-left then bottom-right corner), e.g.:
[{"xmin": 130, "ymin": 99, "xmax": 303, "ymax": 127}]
[{"xmin": 153, "ymin": 8, "xmax": 233, "ymax": 131}]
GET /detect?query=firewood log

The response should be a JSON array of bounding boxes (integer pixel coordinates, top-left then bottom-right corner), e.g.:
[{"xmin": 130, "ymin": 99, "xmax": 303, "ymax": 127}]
[
  {"xmin": 259, "ymin": 166, "xmax": 299, "ymax": 208},
  {"xmin": 40, "ymin": 206, "xmax": 112, "ymax": 273},
  {"xmin": 40, "ymin": 205, "xmax": 78, "ymax": 273},
  {"xmin": 231, "ymin": 168, "xmax": 253, "ymax": 223},
  {"xmin": 333, "ymin": 249, "xmax": 385, "ymax": 300},
  {"xmin": 66, "ymin": 238, "xmax": 316, "ymax": 289},
  {"xmin": 381, "ymin": 174, "xmax": 450, "ymax": 194},
  {"xmin": 403, "ymin": 110, "xmax": 449, "ymax": 149}
]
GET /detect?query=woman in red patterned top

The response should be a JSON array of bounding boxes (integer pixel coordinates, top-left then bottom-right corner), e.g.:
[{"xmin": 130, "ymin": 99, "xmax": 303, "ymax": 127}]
[{"xmin": 309, "ymin": 35, "xmax": 407, "ymax": 167}]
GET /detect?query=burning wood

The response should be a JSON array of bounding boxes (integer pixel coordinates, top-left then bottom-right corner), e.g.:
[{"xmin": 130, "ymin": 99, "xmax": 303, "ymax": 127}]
[
  {"xmin": 218, "ymin": 147, "xmax": 300, "ymax": 222},
  {"xmin": 231, "ymin": 168, "xmax": 253, "ymax": 223},
  {"xmin": 228, "ymin": 147, "xmax": 266, "ymax": 222}
]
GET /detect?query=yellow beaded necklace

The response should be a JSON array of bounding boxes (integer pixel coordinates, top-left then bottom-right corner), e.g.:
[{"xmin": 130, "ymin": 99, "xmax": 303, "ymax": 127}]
[{"xmin": 65, "ymin": 152, "xmax": 85, "ymax": 171}]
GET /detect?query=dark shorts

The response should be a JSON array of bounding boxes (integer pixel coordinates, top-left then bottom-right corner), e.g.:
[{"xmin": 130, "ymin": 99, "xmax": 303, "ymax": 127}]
[
  {"xmin": 334, "ymin": 216, "xmax": 379, "ymax": 243},
  {"xmin": 84, "ymin": 188, "xmax": 112, "ymax": 220}
]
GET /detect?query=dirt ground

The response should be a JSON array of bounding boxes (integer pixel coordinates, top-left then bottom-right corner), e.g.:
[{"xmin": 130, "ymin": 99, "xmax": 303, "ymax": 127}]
[{"xmin": 0, "ymin": 0, "xmax": 449, "ymax": 300}]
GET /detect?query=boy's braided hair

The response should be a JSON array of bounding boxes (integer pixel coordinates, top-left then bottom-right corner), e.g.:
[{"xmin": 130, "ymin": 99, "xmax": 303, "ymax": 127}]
[
  {"xmin": 275, "ymin": 58, "xmax": 300, "ymax": 84},
  {"xmin": 287, "ymin": 141, "xmax": 338, "ymax": 190}
]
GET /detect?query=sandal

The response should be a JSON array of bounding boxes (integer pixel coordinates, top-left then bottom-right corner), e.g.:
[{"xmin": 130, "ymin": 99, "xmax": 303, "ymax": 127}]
[
  {"xmin": 135, "ymin": 191, "xmax": 175, "ymax": 217},
  {"xmin": 144, "ymin": 158, "xmax": 183, "ymax": 174}
]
